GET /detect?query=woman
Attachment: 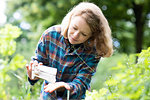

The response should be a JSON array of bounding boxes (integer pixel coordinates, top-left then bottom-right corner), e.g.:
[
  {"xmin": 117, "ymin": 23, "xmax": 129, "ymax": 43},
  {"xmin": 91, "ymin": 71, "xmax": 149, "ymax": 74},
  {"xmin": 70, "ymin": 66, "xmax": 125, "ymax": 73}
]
[{"xmin": 26, "ymin": 2, "xmax": 113, "ymax": 100}]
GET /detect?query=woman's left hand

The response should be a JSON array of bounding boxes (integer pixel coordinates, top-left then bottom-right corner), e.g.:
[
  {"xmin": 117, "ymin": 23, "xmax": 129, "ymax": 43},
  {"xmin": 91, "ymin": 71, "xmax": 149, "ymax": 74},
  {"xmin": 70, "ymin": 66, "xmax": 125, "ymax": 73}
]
[{"xmin": 44, "ymin": 82, "xmax": 70, "ymax": 93}]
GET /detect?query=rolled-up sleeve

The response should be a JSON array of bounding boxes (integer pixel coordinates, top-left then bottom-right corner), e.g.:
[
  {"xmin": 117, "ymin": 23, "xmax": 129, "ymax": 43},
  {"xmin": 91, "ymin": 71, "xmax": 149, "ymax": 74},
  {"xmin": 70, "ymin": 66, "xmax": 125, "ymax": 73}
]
[{"xmin": 68, "ymin": 56, "xmax": 100, "ymax": 99}]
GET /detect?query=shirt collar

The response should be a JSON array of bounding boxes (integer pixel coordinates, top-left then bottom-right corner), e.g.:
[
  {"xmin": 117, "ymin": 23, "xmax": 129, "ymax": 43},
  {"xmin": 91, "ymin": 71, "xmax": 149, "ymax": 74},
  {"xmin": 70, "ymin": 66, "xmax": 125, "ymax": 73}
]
[{"xmin": 64, "ymin": 39, "xmax": 84, "ymax": 55}]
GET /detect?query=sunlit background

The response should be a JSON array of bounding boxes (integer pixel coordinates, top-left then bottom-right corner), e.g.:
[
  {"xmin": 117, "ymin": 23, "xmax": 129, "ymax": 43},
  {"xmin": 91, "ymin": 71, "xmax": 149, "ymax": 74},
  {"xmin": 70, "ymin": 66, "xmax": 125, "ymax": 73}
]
[
  {"xmin": 0, "ymin": 0, "xmax": 7, "ymax": 25},
  {"xmin": 0, "ymin": 0, "xmax": 150, "ymax": 99}
]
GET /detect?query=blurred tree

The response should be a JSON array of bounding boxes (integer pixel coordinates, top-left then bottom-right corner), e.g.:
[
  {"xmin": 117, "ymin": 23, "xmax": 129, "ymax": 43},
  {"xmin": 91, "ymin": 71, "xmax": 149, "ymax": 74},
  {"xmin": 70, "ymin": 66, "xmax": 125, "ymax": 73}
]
[
  {"xmin": 5, "ymin": 0, "xmax": 83, "ymax": 60},
  {"xmin": 91, "ymin": 0, "xmax": 150, "ymax": 53},
  {"xmin": 6, "ymin": 0, "xmax": 81, "ymax": 31},
  {"xmin": 5, "ymin": 0, "xmax": 150, "ymax": 53}
]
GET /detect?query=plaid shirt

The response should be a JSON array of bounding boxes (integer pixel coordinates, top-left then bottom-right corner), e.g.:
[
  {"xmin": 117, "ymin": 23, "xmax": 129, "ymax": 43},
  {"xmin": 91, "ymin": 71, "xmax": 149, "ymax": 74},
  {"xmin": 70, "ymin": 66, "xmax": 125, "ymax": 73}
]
[{"xmin": 29, "ymin": 25, "xmax": 101, "ymax": 99}]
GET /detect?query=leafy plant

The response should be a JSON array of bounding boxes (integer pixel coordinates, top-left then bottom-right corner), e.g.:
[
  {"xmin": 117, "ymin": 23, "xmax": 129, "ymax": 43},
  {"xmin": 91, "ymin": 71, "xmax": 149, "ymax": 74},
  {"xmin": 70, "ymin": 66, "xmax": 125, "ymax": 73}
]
[
  {"xmin": 0, "ymin": 24, "xmax": 28, "ymax": 99},
  {"xmin": 86, "ymin": 47, "xmax": 150, "ymax": 100}
]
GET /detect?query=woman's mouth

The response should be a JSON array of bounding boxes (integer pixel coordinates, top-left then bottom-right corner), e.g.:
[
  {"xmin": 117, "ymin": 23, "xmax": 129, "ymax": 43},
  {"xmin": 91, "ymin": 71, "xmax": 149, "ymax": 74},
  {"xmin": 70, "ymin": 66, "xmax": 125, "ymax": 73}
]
[{"xmin": 71, "ymin": 36, "xmax": 77, "ymax": 41}]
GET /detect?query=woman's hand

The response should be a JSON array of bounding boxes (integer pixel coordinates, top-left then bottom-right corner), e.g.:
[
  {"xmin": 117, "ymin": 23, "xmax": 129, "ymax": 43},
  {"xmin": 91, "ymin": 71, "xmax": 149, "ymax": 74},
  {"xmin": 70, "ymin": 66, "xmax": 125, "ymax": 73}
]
[
  {"xmin": 26, "ymin": 60, "xmax": 42, "ymax": 80},
  {"xmin": 44, "ymin": 82, "xmax": 70, "ymax": 93}
]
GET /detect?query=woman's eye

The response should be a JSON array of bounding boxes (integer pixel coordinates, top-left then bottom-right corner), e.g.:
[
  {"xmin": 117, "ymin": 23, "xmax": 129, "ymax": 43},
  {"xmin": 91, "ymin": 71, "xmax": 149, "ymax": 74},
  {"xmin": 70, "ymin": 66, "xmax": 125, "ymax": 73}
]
[
  {"xmin": 73, "ymin": 26, "xmax": 77, "ymax": 30},
  {"xmin": 81, "ymin": 33, "xmax": 87, "ymax": 36}
]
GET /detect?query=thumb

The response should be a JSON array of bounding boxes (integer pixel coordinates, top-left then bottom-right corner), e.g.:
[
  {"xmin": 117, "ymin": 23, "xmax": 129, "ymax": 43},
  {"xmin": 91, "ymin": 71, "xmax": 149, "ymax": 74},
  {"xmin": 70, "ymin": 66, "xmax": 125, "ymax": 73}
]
[
  {"xmin": 63, "ymin": 83, "xmax": 70, "ymax": 90},
  {"xmin": 26, "ymin": 64, "xmax": 29, "ymax": 70},
  {"xmin": 39, "ymin": 62, "xmax": 43, "ymax": 66}
]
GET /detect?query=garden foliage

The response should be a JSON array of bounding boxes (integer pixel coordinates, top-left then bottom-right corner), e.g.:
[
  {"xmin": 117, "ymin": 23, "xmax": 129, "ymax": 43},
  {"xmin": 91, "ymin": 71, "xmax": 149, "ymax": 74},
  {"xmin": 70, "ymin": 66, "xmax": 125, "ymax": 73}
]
[
  {"xmin": 0, "ymin": 24, "xmax": 150, "ymax": 100},
  {"xmin": 0, "ymin": 24, "xmax": 28, "ymax": 99},
  {"xmin": 86, "ymin": 47, "xmax": 150, "ymax": 100}
]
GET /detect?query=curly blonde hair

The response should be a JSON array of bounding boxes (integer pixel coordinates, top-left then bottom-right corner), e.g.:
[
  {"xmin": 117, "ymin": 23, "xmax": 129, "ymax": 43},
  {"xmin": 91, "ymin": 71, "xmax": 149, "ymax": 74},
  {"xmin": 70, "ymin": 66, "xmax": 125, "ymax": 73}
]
[{"xmin": 61, "ymin": 2, "xmax": 113, "ymax": 57}]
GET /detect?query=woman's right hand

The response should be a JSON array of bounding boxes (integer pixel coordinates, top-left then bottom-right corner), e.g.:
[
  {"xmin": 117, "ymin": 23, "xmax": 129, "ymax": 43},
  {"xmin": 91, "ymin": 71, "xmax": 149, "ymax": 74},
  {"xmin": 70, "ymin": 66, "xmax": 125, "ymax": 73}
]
[{"xmin": 26, "ymin": 60, "xmax": 42, "ymax": 80}]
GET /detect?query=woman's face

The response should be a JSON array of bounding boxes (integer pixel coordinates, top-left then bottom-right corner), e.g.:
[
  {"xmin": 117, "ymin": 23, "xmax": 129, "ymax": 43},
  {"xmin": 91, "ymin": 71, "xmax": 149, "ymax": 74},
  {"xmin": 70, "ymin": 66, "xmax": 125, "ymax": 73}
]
[{"xmin": 67, "ymin": 16, "xmax": 92, "ymax": 44}]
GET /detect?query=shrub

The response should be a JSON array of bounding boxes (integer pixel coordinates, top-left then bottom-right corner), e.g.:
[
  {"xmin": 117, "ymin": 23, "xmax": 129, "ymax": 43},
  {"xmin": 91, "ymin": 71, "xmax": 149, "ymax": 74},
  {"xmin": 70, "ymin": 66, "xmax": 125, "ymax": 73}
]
[
  {"xmin": 0, "ymin": 24, "xmax": 28, "ymax": 99},
  {"xmin": 86, "ymin": 47, "xmax": 150, "ymax": 100}
]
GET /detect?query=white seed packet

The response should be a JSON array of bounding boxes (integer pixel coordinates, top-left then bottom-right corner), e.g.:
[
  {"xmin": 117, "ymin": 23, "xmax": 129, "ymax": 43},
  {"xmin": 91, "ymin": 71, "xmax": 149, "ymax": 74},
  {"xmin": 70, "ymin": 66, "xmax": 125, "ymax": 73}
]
[{"xmin": 32, "ymin": 64, "xmax": 57, "ymax": 83}]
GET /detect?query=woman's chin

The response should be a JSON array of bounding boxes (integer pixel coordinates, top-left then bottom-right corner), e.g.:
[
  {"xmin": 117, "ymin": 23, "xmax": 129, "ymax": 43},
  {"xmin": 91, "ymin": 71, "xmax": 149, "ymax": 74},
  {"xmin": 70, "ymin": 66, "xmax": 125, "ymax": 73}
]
[
  {"xmin": 68, "ymin": 39, "xmax": 76, "ymax": 44},
  {"xmin": 70, "ymin": 41, "xmax": 76, "ymax": 44}
]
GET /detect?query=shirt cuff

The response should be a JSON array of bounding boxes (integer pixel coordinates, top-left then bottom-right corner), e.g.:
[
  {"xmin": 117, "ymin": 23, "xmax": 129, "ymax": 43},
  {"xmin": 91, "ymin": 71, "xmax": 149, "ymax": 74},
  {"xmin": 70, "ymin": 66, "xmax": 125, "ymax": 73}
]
[{"xmin": 28, "ymin": 77, "xmax": 39, "ymax": 85}]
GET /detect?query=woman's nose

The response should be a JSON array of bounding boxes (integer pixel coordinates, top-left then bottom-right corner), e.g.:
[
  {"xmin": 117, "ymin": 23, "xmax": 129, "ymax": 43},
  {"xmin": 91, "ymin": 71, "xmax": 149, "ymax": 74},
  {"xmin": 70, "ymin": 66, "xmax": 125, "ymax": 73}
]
[{"xmin": 73, "ymin": 31, "xmax": 80, "ymax": 38}]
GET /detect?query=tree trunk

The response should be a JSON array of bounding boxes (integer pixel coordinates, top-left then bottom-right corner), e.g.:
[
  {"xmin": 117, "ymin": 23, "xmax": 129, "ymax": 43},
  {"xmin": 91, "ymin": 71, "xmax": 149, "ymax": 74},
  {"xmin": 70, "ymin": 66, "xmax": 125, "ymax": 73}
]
[{"xmin": 133, "ymin": 3, "xmax": 144, "ymax": 53}]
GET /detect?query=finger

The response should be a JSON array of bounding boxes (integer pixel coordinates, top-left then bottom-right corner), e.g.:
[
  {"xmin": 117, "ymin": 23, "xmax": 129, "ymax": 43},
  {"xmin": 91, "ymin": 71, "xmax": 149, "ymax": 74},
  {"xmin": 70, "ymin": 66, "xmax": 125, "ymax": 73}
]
[
  {"xmin": 44, "ymin": 82, "xmax": 69, "ymax": 93},
  {"xmin": 44, "ymin": 85, "xmax": 49, "ymax": 89},
  {"xmin": 44, "ymin": 88, "xmax": 50, "ymax": 92},
  {"xmin": 26, "ymin": 64, "xmax": 29, "ymax": 75},
  {"xmin": 44, "ymin": 86, "xmax": 52, "ymax": 92},
  {"xmin": 34, "ymin": 60, "xmax": 38, "ymax": 65},
  {"xmin": 39, "ymin": 62, "xmax": 43, "ymax": 66},
  {"xmin": 30, "ymin": 61, "xmax": 34, "ymax": 70},
  {"xmin": 55, "ymin": 82, "xmax": 70, "ymax": 90},
  {"xmin": 26, "ymin": 64, "xmax": 32, "ymax": 78},
  {"xmin": 44, "ymin": 86, "xmax": 56, "ymax": 93},
  {"xmin": 44, "ymin": 83, "xmax": 54, "ymax": 89},
  {"xmin": 26, "ymin": 64, "xmax": 29, "ymax": 70},
  {"xmin": 44, "ymin": 83, "xmax": 52, "ymax": 89},
  {"xmin": 64, "ymin": 83, "xmax": 70, "ymax": 90},
  {"xmin": 44, "ymin": 83, "xmax": 57, "ymax": 93}
]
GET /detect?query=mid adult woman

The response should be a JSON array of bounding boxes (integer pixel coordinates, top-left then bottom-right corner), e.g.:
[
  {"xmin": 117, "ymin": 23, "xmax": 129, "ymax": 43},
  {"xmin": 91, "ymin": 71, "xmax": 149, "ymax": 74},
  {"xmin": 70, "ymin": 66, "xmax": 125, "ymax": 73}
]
[{"xmin": 26, "ymin": 2, "xmax": 113, "ymax": 99}]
